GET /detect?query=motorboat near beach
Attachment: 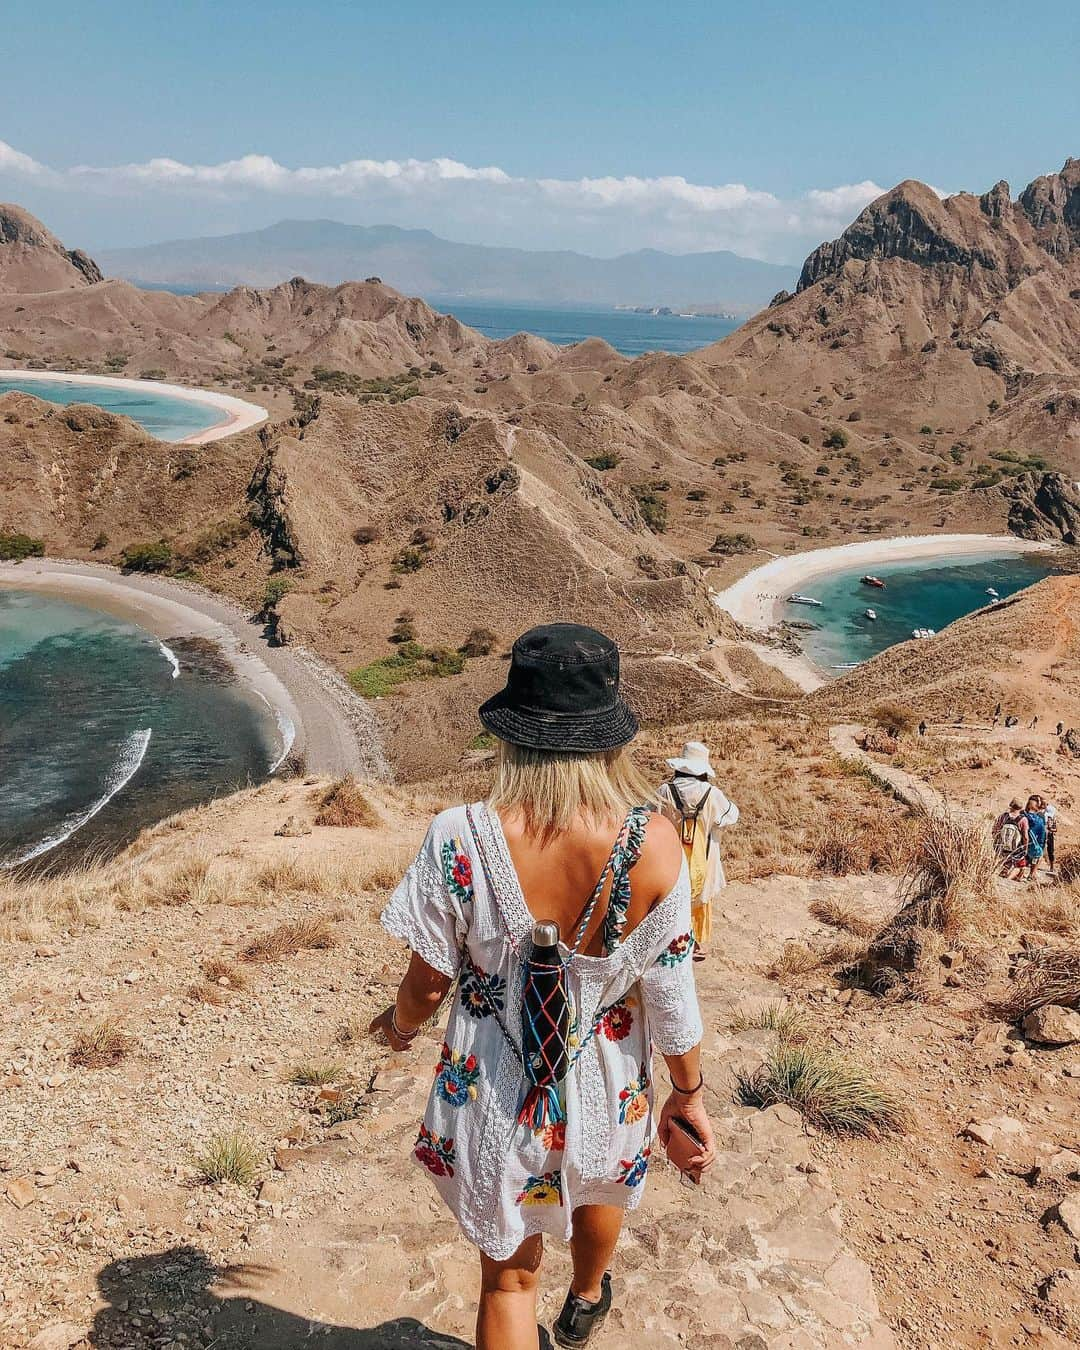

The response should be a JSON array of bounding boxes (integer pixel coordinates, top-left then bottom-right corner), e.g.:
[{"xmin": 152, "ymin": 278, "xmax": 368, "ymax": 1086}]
[
  {"xmin": 864, "ymin": 608, "xmax": 877, "ymax": 620},
  {"xmin": 911, "ymin": 627, "xmax": 937, "ymax": 639},
  {"xmin": 986, "ymin": 586, "xmax": 1000, "ymax": 599},
  {"xmin": 787, "ymin": 594, "xmax": 823, "ymax": 607},
  {"xmin": 860, "ymin": 575, "xmax": 886, "ymax": 589}
]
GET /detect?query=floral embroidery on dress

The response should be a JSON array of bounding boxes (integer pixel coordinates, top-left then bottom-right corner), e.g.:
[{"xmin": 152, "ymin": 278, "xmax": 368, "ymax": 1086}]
[
  {"xmin": 434, "ymin": 1042, "xmax": 480, "ymax": 1107},
  {"xmin": 599, "ymin": 999, "xmax": 634, "ymax": 1041},
  {"xmin": 657, "ymin": 932, "xmax": 694, "ymax": 967},
  {"xmin": 441, "ymin": 839, "xmax": 474, "ymax": 903},
  {"xmin": 617, "ymin": 1146, "xmax": 651, "ymax": 1187},
  {"xmin": 617, "ymin": 1062, "xmax": 650, "ymax": 1124},
  {"xmin": 415, "ymin": 1124, "xmax": 456, "ymax": 1177},
  {"xmin": 516, "ymin": 1171, "xmax": 563, "ymax": 1206},
  {"xmin": 460, "ymin": 962, "xmax": 506, "ymax": 1019},
  {"xmin": 537, "ymin": 1120, "xmax": 566, "ymax": 1152}
]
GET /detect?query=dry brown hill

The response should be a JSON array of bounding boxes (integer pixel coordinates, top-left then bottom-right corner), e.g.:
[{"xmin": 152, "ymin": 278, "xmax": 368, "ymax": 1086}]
[
  {"xmin": 0, "ymin": 202, "xmax": 103, "ymax": 292},
  {"xmin": 808, "ymin": 573, "xmax": 1080, "ymax": 727}
]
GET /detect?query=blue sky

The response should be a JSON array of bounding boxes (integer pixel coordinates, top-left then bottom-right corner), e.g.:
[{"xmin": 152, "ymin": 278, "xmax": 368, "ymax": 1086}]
[{"xmin": 1, "ymin": 0, "xmax": 1076, "ymax": 260}]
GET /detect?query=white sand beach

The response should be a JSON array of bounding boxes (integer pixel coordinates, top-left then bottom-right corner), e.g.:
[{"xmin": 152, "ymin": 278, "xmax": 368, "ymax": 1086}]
[
  {"xmin": 0, "ymin": 560, "xmax": 383, "ymax": 778},
  {"xmin": 712, "ymin": 533, "xmax": 1054, "ymax": 692},
  {"xmin": 0, "ymin": 370, "xmax": 267, "ymax": 443}
]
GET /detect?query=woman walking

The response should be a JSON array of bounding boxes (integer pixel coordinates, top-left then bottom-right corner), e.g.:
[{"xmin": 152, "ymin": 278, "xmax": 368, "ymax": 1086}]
[
  {"xmin": 371, "ymin": 623, "xmax": 715, "ymax": 1349},
  {"xmin": 657, "ymin": 741, "xmax": 739, "ymax": 960},
  {"xmin": 993, "ymin": 799, "xmax": 1029, "ymax": 879},
  {"xmin": 1024, "ymin": 795, "xmax": 1048, "ymax": 880}
]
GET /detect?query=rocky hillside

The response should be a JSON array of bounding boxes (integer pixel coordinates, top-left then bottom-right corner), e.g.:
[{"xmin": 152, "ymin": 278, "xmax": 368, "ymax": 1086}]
[
  {"xmin": 0, "ymin": 203, "xmax": 103, "ymax": 292},
  {"xmin": 702, "ymin": 161, "xmax": 1080, "ymax": 464}
]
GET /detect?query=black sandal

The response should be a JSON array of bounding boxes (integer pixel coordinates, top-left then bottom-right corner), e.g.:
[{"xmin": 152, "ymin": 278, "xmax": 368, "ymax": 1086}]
[{"xmin": 554, "ymin": 1271, "xmax": 612, "ymax": 1347}]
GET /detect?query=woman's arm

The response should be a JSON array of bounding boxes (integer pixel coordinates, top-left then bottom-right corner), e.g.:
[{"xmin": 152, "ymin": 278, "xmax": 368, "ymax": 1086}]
[
  {"xmin": 369, "ymin": 952, "xmax": 453, "ymax": 1051},
  {"xmin": 656, "ymin": 1044, "xmax": 716, "ymax": 1175}
]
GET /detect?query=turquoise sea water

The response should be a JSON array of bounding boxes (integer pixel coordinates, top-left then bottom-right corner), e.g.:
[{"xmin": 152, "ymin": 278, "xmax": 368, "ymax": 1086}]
[
  {"xmin": 0, "ymin": 590, "xmax": 281, "ymax": 869},
  {"xmin": 434, "ymin": 301, "xmax": 740, "ymax": 356},
  {"xmin": 797, "ymin": 553, "xmax": 1057, "ymax": 671},
  {"xmin": 0, "ymin": 376, "xmax": 228, "ymax": 441}
]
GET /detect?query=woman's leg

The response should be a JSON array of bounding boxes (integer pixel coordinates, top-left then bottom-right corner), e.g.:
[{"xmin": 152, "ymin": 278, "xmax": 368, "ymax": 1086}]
[
  {"xmin": 477, "ymin": 1235, "xmax": 544, "ymax": 1350},
  {"xmin": 569, "ymin": 1204, "xmax": 623, "ymax": 1302}
]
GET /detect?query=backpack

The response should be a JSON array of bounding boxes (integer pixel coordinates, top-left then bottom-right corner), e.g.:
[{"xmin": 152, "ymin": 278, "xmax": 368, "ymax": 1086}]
[
  {"xmin": 997, "ymin": 819, "xmax": 1023, "ymax": 854},
  {"xmin": 669, "ymin": 782, "xmax": 710, "ymax": 899}
]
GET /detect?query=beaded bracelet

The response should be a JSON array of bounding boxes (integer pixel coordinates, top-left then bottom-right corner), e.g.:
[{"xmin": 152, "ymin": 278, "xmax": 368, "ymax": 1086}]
[
  {"xmin": 669, "ymin": 1071, "xmax": 705, "ymax": 1096},
  {"xmin": 391, "ymin": 1007, "xmax": 419, "ymax": 1043}
]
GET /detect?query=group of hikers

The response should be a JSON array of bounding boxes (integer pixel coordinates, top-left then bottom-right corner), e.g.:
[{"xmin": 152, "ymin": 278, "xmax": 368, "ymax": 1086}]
[{"xmin": 993, "ymin": 794, "xmax": 1058, "ymax": 880}]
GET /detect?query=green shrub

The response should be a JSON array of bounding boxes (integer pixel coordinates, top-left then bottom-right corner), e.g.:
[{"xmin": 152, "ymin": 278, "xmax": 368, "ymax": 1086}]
[
  {"xmin": 91, "ymin": 531, "xmax": 109, "ymax": 551},
  {"xmin": 120, "ymin": 539, "xmax": 172, "ymax": 572},
  {"xmin": 178, "ymin": 517, "xmax": 250, "ymax": 565},
  {"xmin": 348, "ymin": 642, "xmax": 465, "ymax": 698},
  {"xmin": 138, "ymin": 369, "xmax": 167, "ymax": 381},
  {"xmin": 0, "ymin": 530, "xmax": 45, "ymax": 561},
  {"xmin": 193, "ymin": 1130, "xmax": 261, "ymax": 1187},
  {"xmin": 919, "ymin": 424, "xmax": 933, "ymax": 435},
  {"xmin": 823, "ymin": 428, "xmax": 848, "ymax": 450},
  {"xmin": 584, "ymin": 451, "xmax": 620, "ymax": 471},
  {"xmin": 261, "ymin": 575, "xmax": 292, "ymax": 611},
  {"xmin": 709, "ymin": 531, "xmax": 756, "ymax": 556},
  {"xmin": 391, "ymin": 547, "xmax": 426, "ymax": 574},
  {"xmin": 631, "ymin": 485, "xmax": 668, "ymax": 533}
]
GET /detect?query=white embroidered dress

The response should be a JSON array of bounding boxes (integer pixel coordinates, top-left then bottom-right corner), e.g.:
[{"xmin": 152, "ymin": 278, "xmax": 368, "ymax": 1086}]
[{"xmin": 380, "ymin": 802, "xmax": 703, "ymax": 1261}]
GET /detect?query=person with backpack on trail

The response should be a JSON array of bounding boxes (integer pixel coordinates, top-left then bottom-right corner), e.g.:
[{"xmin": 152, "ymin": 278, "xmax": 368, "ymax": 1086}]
[
  {"xmin": 993, "ymin": 799, "xmax": 1029, "ymax": 879},
  {"xmin": 1023, "ymin": 795, "xmax": 1048, "ymax": 880},
  {"xmin": 657, "ymin": 741, "xmax": 739, "ymax": 962}
]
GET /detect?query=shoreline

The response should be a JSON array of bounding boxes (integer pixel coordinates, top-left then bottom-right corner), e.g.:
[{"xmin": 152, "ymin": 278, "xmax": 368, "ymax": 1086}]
[
  {"xmin": 711, "ymin": 534, "xmax": 1054, "ymax": 693},
  {"xmin": 0, "ymin": 560, "xmax": 385, "ymax": 783},
  {"xmin": 0, "ymin": 369, "xmax": 267, "ymax": 444}
]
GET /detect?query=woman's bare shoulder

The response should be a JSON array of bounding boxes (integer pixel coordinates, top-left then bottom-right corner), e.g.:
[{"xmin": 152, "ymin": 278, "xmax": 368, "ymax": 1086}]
[{"xmin": 637, "ymin": 811, "xmax": 684, "ymax": 900}]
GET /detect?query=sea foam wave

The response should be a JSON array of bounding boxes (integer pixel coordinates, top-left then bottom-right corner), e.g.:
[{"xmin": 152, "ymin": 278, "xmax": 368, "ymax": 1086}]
[
  {"xmin": 159, "ymin": 642, "xmax": 180, "ymax": 679},
  {"xmin": 2, "ymin": 727, "xmax": 152, "ymax": 869},
  {"xmin": 254, "ymin": 689, "xmax": 296, "ymax": 773}
]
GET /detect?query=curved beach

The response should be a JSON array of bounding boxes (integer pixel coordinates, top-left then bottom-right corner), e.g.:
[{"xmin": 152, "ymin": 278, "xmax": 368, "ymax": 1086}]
[
  {"xmin": 0, "ymin": 369, "xmax": 267, "ymax": 444},
  {"xmin": 0, "ymin": 560, "xmax": 383, "ymax": 780},
  {"xmin": 712, "ymin": 533, "xmax": 1054, "ymax": 691}
]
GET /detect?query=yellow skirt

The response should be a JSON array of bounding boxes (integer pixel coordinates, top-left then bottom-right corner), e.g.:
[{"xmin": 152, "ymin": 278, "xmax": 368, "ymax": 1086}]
[{"xmin": 691, "ymin": 899, "xmax": 711, "ymax": 950}]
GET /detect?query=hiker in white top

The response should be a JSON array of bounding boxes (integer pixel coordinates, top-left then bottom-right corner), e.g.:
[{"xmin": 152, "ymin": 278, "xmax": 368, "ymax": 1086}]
[{"xmin": 656, "ymin": 741, "xmax": 739, "ymax": 960}]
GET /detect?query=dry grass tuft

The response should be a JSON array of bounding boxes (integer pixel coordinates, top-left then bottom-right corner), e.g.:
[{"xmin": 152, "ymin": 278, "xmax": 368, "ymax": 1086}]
[
  {"xmin": 202, "ymin": 957, "xmax": 247, "ymax": 990},
  {"xmin": 193, "ymin": 1130, "xmax": 261, "ymax": 1187},
  {"xmin": 70, "ymin": 1021, "xmax": 135, "ymax": 1068},
  {"xmin": 766, "ymin": 941, "xmax": 823, "ymax": 980},
  {"xmin": 187, "ymin": 981, "xmax": 225, "ymax": 1006},
  {"xmin": 808, "ymin": 897, "xmax": 878, "ymax": 937},
  {"xmin": 989, "ymin": 947, "xmax": 1080, "ymax": 1021},
  {"xmin": 314, "ymin": 776, "xmax": 381, "ymax": 829},
  {"xmin": 287, "ymin": 1061, "xmax": 345, "ymax": 1087},
  {"xmin": 242, "ymin": 916, "xmax": 336, "ymax": 963},
  {"xmin": 730, "ymin": 1003, "xmax": 809, "ymax": 1042},
  {"xmin": 1024, "ymin": 887, "xmax": 1080, "ymax": 939},
  {"xmin": 811, "ymin": 822, "xmax": 866, "ymax": 877},
  {"xmin": 736, "ymin": 1041, "xmax": 906, "ymax": 1137},
  {"xmin": 896, "ymin": 808, "xmax": 999, "ymax": 938}
]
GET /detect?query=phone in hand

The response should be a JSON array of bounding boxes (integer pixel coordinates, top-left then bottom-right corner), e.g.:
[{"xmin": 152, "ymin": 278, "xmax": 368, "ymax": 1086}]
[{"xmin": 665, "ymin": 1114, "xmax": 705, "ymax": 1186}]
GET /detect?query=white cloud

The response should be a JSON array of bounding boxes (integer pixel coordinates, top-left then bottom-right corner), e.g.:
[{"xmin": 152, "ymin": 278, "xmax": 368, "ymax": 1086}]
[
  {"xmin": 0, "ymin": 139, "xmax": 915, "ymax": 258},
  {"xmin": 0, "ymin": 139, "xmax": 50, "ymax": 177}
]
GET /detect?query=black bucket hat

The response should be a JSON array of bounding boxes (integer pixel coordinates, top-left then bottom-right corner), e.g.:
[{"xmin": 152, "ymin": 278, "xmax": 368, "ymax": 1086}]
[{"xmin": 478, "ymin": 623, "xmax": 639, "ymax": 752}]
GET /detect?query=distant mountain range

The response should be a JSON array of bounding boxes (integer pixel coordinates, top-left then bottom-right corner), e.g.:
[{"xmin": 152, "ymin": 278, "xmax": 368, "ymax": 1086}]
[{"xmin": 95, "ymin": 220, "xmax": 797, "ymax": 315}]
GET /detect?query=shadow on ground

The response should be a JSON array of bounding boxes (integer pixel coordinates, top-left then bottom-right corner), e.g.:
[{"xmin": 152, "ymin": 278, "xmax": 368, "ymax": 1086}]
[{"xmin": 89, "ymin": 1246, "xmax": 554, "ymax": 1348}]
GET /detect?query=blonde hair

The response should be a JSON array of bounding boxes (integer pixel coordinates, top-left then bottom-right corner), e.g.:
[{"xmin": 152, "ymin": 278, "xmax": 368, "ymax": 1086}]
[{"xmin": 487, "ymin": 741, "xmax": 654, "ymax": 839}]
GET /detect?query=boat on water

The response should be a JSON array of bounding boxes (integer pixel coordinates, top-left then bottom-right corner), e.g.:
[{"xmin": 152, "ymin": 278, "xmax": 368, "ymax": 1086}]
[
  {"xmin": 986, "ymin": 586, "xmax": 1000, "ymax": 599},
  {"xmin": 911, "ymin": 627, "xmax": 937, "ymax": 639},
  {"xmin": 864, "ymin": 608, "xmax": 877, "ymax": 620},
  {"xmin": 860, "ymin": 575, "xmax": 886, "ymax": 589},
  {"xmin": 787, "ymin": 594, "xmax": 823, "ymax": 607}
]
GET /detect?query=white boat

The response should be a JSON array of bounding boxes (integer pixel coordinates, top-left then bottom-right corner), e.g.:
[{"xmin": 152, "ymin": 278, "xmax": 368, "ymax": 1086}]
[
  {"xmin": 910, "ymin": 627, "xmax": 937, "ymax": 639},
  {"xmin": 864, "ymin": 608, "xmax": 877, "ymax": 620},
  {"xmin": 986, "ymin": 587, "xmax": 999, "ymax": 599},
  {"xmin": 787, "ymin": 594, "xmax": 823, "ymax": 607}
]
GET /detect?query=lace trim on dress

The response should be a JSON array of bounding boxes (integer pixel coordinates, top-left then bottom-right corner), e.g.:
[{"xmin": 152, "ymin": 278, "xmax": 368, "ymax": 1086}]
[{"xmin": 380, "ymin": 851, "xmax": 463, "ymax": 980}]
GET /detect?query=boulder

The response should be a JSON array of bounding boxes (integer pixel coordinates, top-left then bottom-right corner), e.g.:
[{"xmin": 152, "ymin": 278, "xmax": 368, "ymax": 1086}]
[
  {"xmin": 1056, "ymin": 1193, "xmax": 1080, "ymax": 1239},
  {"xmin": 1023, "ymin": 1005, "xmax": 1080, "ymax": 1046}
]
